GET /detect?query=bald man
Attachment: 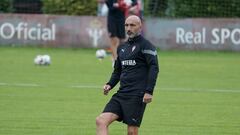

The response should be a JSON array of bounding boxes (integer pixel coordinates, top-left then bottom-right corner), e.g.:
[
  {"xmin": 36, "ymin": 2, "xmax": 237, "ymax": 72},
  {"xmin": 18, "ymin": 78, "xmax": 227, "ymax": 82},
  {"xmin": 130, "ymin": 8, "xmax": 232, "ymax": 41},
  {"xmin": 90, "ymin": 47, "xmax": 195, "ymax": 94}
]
[{"xmin": 96, "ymin": 15, "xmax": 159, "ymax": 135}]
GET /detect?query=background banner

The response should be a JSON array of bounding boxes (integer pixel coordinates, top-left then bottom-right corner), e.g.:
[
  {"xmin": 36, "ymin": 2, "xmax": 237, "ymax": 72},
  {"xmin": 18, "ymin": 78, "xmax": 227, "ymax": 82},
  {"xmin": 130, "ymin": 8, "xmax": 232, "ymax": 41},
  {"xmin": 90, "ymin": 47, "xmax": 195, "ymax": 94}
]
[{"xmin": 1, "ymin": 14, "xmax": 240, "ymax": 51}]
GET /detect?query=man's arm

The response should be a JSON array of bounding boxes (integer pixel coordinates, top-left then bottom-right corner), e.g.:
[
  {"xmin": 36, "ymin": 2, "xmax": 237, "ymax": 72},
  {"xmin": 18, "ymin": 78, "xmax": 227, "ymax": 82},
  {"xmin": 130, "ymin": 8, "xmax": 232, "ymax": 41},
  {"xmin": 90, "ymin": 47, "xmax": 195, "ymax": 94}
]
[
  {"xmin": 106, "ymin": 56, "xmax": 122, "ymax": 88},
  {"xmin": 103, "ymin": 50, "xmax": 122, "ymax": 95},
  {"xmin": 142, "ymin": 42, "xmax": 159, "ymax": 95},
  {"xmin": 142, "ymin": 42, "xmax": 159, "ymax": 103}
]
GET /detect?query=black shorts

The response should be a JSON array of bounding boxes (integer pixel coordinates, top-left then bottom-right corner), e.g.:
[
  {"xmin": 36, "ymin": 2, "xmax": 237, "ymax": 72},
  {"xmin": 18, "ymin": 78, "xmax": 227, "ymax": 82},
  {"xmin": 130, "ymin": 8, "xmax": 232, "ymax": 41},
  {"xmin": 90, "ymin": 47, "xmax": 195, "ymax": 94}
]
[
  {"xmin": 103, "ymin": 93, "xmax": 146, "ymax": 127},
  {"xmin": 107, "ymin": 18, "xmax": 125, "ymax": 39}
]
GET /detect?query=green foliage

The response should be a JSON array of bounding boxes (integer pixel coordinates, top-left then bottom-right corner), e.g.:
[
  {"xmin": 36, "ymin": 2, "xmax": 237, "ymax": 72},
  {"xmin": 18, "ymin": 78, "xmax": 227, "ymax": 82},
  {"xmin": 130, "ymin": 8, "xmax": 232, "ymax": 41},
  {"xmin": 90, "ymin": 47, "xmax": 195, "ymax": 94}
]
[
  {"xmin": 42, "ymin": 0, "xmax": 97, "ymax": 16},
  {"xmin": 145, "ymin": 0, "xmax": 168, "ymax": 17},
  {"xmin": 146, "ymin": 0, "xmax": 240, "ymax": 18},
  {"xmin": 2, "ymin": 0, "xmax": 240, "ymax": 17},
  {"xmin": 171, "ymin": 0, "xmax": 240, "ymax": 17},
  {"xmin": 0, "ymin": 0, "xmax": 11, "ymax": 13}
]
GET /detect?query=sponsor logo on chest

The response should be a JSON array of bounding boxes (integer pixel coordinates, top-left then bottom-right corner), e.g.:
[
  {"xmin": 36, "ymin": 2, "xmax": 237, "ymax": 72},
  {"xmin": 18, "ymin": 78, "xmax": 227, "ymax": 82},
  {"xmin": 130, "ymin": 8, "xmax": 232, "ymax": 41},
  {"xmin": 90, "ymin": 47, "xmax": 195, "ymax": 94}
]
[
  {"xmin": 132, "ymin": 45, "xmax": 136, "ymax": 52},
  {"xmin": 121, "ymin": 60, "xmax": 136, "ymax": 66}
]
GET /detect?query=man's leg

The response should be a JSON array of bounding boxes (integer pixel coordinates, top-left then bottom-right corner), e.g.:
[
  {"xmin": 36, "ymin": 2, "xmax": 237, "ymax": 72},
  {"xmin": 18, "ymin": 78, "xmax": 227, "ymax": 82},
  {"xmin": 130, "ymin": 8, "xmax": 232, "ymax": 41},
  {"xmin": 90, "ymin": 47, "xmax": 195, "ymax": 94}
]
[
  {"xmin": 96, "ymin": 112, "xmax": 119, "ymax": 135},
  {"xmin": 127, "ymin": 125, "xmax": 139, "ymax": 135},
  {"xmin": 109, "ymin": 37, "xmax": 120, "ymax": 60}
]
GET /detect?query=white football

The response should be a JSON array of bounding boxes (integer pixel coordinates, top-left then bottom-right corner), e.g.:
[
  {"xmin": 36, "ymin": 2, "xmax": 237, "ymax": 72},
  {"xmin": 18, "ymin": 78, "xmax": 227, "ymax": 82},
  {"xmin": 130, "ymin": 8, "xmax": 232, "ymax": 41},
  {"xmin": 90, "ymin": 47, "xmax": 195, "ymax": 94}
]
[
  {"xmin": 34, "ymin": 54, "xmax": 51, "ymax": 65},
  {"xmin": 96, "ymin": 49, "xmax": 107, "ymax": 59}
]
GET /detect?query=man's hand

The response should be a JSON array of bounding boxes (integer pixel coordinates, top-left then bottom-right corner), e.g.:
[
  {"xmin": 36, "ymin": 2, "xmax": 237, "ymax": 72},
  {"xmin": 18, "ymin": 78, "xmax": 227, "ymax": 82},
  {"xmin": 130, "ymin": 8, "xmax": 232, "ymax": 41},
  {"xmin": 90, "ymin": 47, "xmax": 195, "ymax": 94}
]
[
  {"xmin": 113, "ymin": 3, "xmax": 119, "ymax": 8},
  {"xmin": 103, "ymin": 84, "xmax": 111, "ymax": 95},
  {"xmin": 143, "ymin": 93, "xmax": 153, "ymax": 103}
]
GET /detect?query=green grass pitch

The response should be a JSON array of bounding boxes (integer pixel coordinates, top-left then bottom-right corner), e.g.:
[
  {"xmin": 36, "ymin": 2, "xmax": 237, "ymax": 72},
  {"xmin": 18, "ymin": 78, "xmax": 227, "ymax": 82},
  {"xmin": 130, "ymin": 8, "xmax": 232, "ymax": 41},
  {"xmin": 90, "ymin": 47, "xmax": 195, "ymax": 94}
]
[{"xmin": 0, "ymin": 46, "xmax": 240, "ymax": 135}]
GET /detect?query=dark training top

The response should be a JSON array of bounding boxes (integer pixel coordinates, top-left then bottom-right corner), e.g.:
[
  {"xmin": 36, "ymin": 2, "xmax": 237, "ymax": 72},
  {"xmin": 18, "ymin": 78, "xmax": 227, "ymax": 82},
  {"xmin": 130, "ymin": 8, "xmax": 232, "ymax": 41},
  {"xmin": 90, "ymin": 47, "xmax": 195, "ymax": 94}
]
[{"xmin": 107, "ymin": 35, "xmax": 159, "ymax": 95}]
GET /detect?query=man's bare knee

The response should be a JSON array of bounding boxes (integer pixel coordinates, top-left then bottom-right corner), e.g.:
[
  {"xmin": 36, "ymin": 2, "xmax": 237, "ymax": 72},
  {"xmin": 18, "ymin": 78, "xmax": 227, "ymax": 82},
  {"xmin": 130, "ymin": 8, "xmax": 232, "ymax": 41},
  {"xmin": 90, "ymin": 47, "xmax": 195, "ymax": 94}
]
[
  {"xmin": 96, "ymin": 113, "xmax": 118, "ymax": 127},
  {"xmin": 96, "ymin": 116, "xmax": 108, "ymax": 127}
]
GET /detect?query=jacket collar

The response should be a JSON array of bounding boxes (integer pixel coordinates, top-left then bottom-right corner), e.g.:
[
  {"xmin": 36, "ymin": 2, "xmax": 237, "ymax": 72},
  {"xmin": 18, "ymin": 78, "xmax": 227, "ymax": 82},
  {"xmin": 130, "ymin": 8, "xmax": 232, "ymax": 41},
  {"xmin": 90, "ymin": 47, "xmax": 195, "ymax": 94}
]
[{"xmin": 127, "ymin": 34, "xmax": 142, "ymax": 44}]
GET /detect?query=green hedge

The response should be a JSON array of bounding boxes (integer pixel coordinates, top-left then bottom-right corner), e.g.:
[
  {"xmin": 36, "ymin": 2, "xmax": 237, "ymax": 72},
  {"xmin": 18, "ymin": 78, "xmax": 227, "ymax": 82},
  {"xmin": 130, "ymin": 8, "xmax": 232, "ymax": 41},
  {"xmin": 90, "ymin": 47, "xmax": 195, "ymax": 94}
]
[
  {"xmin": 42, "ymin": 0, "xmax": 97, "ymax": 16},
  {"xmin": 146, "ymin": 0, "xmax": 240, "ymax": 18},
  {"xmin": 0, "ymin": 0, "xmax": 11, "ymax": 13},
  {"xmin": 170, "ymin": 0, "xmax": 240, "ymax": 17},
  {"xmin": 2, "ymin": 0, "xmax": 240, "ymax": 17}
]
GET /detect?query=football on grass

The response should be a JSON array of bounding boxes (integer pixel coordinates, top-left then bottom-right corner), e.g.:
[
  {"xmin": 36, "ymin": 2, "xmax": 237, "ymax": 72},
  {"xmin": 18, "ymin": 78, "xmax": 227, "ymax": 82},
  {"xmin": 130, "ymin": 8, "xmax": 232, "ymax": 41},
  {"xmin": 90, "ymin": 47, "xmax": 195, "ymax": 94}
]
[
  {"xmin": 34, "ymin": 54, "xmax": 51, "ymax": 65},
  {"xmin": 96, "ymin": 49, "xmax": 107, "ymax": 59}
]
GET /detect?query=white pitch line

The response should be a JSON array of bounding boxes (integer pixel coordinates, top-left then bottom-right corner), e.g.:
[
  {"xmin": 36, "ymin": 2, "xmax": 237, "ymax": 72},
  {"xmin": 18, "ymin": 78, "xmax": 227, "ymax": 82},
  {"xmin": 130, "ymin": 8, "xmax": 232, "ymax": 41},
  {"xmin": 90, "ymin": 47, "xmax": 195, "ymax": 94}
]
[
  {"xmin": 155, "ymin": 87, "xmax": 240, "ymax": 93},
  {"xmin": 13, "ymin": 83, "xmax": 41, "ymax": 87},
  {"xmin": 1, "ymin": 82, "xmax": 239, "ymax": 93},
  {"xmin": 0, "ymin": 82, "xmax": 41, "ymax": 87},
  {"xmin": 70, "ymin": 85, "xmax": 101, "ymax": 89},
  {"xmin": 0, "ymin": 83, "xmax": 8, "ymax": 86},
  {"xmin": 71, "ymin": 85, "xmax": 240, "ymax": 93}
]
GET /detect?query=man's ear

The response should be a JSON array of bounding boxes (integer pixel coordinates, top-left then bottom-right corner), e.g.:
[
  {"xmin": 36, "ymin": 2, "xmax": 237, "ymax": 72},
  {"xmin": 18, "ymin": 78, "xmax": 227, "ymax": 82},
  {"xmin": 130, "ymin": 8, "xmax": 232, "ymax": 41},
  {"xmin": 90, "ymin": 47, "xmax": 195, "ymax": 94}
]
[{"xmin": 138, "ymin": 25, "xmax": 142, "ymax": 34}]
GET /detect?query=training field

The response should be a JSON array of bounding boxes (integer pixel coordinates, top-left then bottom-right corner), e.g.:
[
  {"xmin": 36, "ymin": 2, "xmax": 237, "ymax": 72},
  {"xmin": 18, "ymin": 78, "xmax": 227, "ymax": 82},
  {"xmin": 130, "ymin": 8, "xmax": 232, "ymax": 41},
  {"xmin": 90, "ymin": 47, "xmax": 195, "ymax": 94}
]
[{"xmin": 0, "ymin": 47, "xmax": 240, "ymax": 135}]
